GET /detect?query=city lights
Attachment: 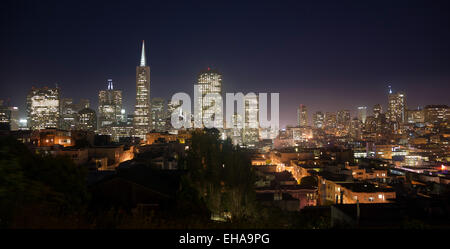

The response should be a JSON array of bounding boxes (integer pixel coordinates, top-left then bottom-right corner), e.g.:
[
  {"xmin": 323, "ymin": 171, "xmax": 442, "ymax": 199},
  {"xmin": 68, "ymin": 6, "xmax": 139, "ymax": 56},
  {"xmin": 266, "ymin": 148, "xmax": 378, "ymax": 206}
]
[{"xmin": 0, "ymin": 0, "xmax": 449, "ymax": 238}]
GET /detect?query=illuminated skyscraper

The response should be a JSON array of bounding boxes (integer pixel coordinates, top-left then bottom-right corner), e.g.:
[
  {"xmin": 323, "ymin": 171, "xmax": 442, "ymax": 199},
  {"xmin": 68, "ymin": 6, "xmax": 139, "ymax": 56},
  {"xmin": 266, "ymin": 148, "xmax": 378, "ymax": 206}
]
[
  {"xmin": 60, "ymin": 98, "xmax": 77, "ymax": 130},
  {"xmin": 26, "ymin": 86, "xmax": 60, "ymax": 130},
  {"xmin": 406, "ymin": 108, "xmax": 425, "ymax": 124},
  {"xmin": 98, "ymin": 79, "xmax": 122, "ymax": 129},
  {"xmin": 77, "ymin": 107, "xmax": 97, "ymax": 131},
  {"xmin": 243, "ymin": 94, "xmax": 259, "ymax": 146},
  {"xmin": 297, "ymin": 104, "xmax": 308, "ymax": 127},
  {"xmin": 151, "ymin": 97, "xmax": 166, "ymax": 132},
  {"xmin": 313, "ymin": 111, "xmax": 325, "ymax": 128},
  {"xmin": 133, "ymin": 41, "xmax": 151, "ymax": 140},
  {"xmin": 373, "ymin": 104, "xmax": 382, "ymax": 119},
  {"xmin": 350, "ymin": 117, "xmax": 362, "ymax": 139},
  {"xmin": 0, "ymin": 100, "xmax": 19, "ymax": 131},
  {"xmin": 60, "ymin": 98, "xmax": 90, "ymax": 131},
  {"xmin": 324, "ymin": 112, "xmax": 337, "ymax": 128},
  {"xmin": 424, "ymin": 105, "xmax": 449, "ymax": 124},
  {"xmin": 196, "ymin": 68, "xmax": 222, "ymax": 127},
  {"xmin": 387, "ymin": 87, "xmax": 406, "ymax": 124},
  {"xmin": 166, "ymin": 101, "xmax": 183, "ymax": 132},
  {"xmin": 357, "ymin": 106, "xmax": 367, "ymax": 124},
  {"xmin": 0, "ymin": 103, "xmax": 10, "ymax": 131},
  {"xmin": 337, "ymin": 109, "xmax": 351, "ymax": 130},
  {"xmin": 225, "ymin": 113, "xmax": 241, "ymax": 145}
]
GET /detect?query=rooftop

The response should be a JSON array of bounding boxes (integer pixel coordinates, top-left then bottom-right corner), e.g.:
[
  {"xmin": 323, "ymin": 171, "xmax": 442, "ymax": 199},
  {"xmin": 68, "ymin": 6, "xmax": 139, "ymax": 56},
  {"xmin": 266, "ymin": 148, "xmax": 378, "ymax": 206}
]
[
  {"xmin": 318, "ymin": 171, "xmax": 351, "ymax": 182},
  {"xmin": 339, "ymin": 182, "xmax": 394, "ymax": 193}
]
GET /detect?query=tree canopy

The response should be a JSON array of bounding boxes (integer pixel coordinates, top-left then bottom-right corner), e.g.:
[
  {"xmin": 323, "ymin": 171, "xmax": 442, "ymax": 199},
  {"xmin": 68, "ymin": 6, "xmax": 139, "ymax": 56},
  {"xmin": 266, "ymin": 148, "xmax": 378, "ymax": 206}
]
[
  {"xmin": 180, "ymin": 128, "xmax": 257, "ymax": 221},
  {"xmin": 0, "ymin": 136, "xmax": 88, "ymax": 228}
]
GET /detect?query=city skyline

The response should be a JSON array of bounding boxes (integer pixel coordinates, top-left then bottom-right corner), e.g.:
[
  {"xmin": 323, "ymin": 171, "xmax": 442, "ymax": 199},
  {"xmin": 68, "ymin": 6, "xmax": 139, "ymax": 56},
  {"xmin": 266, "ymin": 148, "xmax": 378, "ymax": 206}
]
[
  {"xmin": 1, "ymin": 0, "xmax": 449, "ymax": 233},
  {"xmin": 1, "ymin": 0, "xmax": 450, "ymax": 128},
  {"xmin": 1, "ymin": 41, "xmax": 447, "ymax": 129}
]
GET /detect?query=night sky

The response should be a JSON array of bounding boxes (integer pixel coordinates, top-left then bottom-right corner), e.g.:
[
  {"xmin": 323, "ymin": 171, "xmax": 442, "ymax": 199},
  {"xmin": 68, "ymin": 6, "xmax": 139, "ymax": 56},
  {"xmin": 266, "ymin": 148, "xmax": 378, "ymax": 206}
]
[{"xmin": 1, "ymin": 0, "xmax": 449, "ymax": 128}]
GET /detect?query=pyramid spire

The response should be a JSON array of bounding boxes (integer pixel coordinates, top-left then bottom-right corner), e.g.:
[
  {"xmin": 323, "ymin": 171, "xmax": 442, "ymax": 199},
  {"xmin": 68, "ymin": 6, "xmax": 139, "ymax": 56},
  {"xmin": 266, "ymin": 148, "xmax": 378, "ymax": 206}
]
[
  {"xmin": 108, "ymin": 79, "xmax": 113, "ymax": 90},
  {"xmin": 140, "ymin": 40, "xmax": 146, "ymax": 67}
]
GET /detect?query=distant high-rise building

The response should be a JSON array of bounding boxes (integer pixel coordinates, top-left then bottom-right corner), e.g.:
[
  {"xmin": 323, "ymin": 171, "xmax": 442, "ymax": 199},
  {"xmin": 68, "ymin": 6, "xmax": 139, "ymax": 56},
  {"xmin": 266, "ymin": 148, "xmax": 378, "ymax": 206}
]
[
  {"xmin": 60, "ymin": 98, "xmax": 91, "ymax": 131},
  {"xmin": 350, "ymin": 117, "xmax": 362, "ymax": 139},
  {"xmin": 364, "ymin": 116, "xmax": 377, "ymax": 133},
  {"xmin": 0, "ymin": 100, "xmax": 19, "ymax": 131},
  {"xmin": 133, "ymin": 41, "xmax": 151, "ymax": 140},
  {"xmin": 166, "ymin": 101, "xmax": 184, "ymax": 132},
  {"xmin": 76, "ymin": 99, "xmax": 90, "ymax": 111},
  {"xmin": 406, "ymin": 108, "xmax": 425, "ymax": 124},
  {"xmin": 0, "ymin": 105, "xmax": 10, "ymax": 131},
  {"xmin": 313, "ymin": 111, "xmax": 325, "ymax": 128},
  {"xmin": 60, "ymin": 98, "xmax": 78, "ymax": 130},
  {"xmin": 357, "ymin": 106, "xmax": 367, "ymax": 124},
  {"xmin": 98, "ymin": 79, "xmax": 122, "ymax": 129},
  {"xmin": 196, "ymin": 68, "xmax": 222, "ymax": 128},
  {"xmin": 151, "ymin": 97, "xmax": 167, "ymax": 132},
  {"xmin": 324, "ymin": 112, "xmax": 337, "ymax": 128},
  {"xmin": 424, "ymin": 105, "xmax": 449, "ymax": 124},
  {"xmin": 387, "ymin": 87, "xmax": 406, "ymax": 124},
  {"xmin": 242, "ymin": 94, "xmax": 259, "ymax": 146},
  {"xmin": 77, "ymin": 107, "xmax": 97, "ymax": 131},
  {"xmin": 227, "ymin": 112, "xmax": 243, "ymax": 145},
  {"xmin": 376, "ymin": 113, "xmax": 388, "ymax": 133},
  {"xmin": 297, "ymin": 104, "xmax": 308, "ymax": 127},
  {"xmin": 110, "ymin": 125, "xmax": 134, "ymax": 142},
  {"xmin": 337, "ymin": 109, "xmax": 351, "ymax": 126},
  {"xmin": 373, "ymin": 104, "xmax": 382, "ymax": 119},
  {"xmin": 26, "ymin": 86, "xmax": 60, "ymax": 130},
  {"xmin": 0, "ymin": 102, "xmax": 15, "ymax": 131}
]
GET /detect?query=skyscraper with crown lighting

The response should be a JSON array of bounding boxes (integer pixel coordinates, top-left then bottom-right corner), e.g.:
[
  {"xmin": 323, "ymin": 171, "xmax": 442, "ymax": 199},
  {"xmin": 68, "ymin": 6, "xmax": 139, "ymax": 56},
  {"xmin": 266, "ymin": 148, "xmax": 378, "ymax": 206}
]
[
  {"xmin": 387, "ymin": 86, "xmax": 406, "ymax": 124},
  {"xmin": 98, "ymin": 79, "xmax": 122, "ymax": 130},
  {"xmin": 133, "ymin": 41, "xmax": 151, "ymax": 140}
]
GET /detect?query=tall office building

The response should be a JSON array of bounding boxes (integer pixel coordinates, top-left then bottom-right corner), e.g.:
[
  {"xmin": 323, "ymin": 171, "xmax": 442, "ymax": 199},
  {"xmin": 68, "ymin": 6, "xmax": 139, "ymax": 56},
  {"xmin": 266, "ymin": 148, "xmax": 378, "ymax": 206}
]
[
  {"xmin": 77, "ymin": 107, "xmax": 97, "ymax": 131},
  {"xmin": 26, "ymin": 86, "xmax": 60, "ymax": 130},
  {"xmin": 98, "ymin": 79, "xmax": 122, "ymax": 128},
  {"xmin": 357, "ymin": 106, "xmax": 367, "ymax": 124},
  {"xmin": 313, "ymin": 111, "xmax": 325, "ymax": 128},
  {"xmin": 151, "ymin": 97, "xmax": 167, "ymax": 132},
  {"xmin": 0, "ymin": 102, "xmax": 10, "ymax": 130},
  {"xmin": 60, "ymin": 98, "xmax": 90, "ymax": 131},
  {"xmin": 337, "ymin": 109, "xmax": 351, "ymax": 130},
  {"xmin": 0, "ymin": 100, "xmax": 19, "ymax": 131},
  {"xmin": 406, "ymin": 108, "xmax": 425, "ymax": 124},
  {"xmin": 227, "ymin": 113, "xmax": 243, "ymax": 145},
  {"xmin": 297, "ymin": 104, "xmax": 308, "ymax": 127},
  {"xmin": 0, "ymin": 102, "xmax": 18, "ymax": 131},
  {"xmin": 242, "ymin": 94, "xmax": 259, "ymax": 146},
  {"xmin": 387, "ymin": 87, "xmax": 406, "ymax": 124},
  {"xmin": 133, "ymin": 41, "xmax": 151, "ymax": 140},
  {"xmin": 196, "ymin": 68, "xmax": 222, "ymax": 128},
  {"xmin": 76, "ymin": 99, "xmax": 90, "ymax": 111},
  {"xmin": 60, "ymin": 98, "xmax": 77, "ymax": 130},
  {"xmin": 324, "ymin": 112, "xmax": 337, "ymax": 128},
  {"xmin": 364, "ymin": 116, "xmax": 377, "ymax": 133},
  {"xmin": 373, "ymin": 104, "xmax": 382, "ymax": 119},
  {"xmin": 166, "ymin": 101, "xmax": 183, "ymax": 132},
  {"xmin": 350, "ymin": 117, "xmax": 362, "ymax": 139},
  {"xmin": 424, "ymin": 105, "xmax": 449, "ymax": 124}
]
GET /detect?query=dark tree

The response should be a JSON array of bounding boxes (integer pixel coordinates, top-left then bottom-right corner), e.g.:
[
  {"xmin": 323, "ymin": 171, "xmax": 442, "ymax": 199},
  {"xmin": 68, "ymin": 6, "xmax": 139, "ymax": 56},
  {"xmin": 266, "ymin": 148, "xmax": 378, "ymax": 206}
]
[
  {"xmin": 0, "ymin": 136, "xmax": 88, "ymax": 228},
  {"xmin": 181, "ymin": 129, "xmax": 257, "ymax": 221}
]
